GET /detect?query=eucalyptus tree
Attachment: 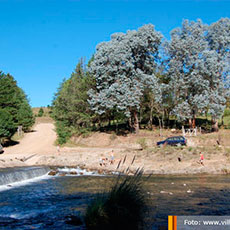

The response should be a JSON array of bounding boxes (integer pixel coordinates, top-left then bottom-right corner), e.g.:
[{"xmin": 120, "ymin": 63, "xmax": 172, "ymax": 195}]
[
  {"xmin": 165, "ymin": 20, "xmax": 208, "ymax": 127},
  {"xmin": 206, "ymin": 18, "xmax": 230, "ymax": 131},
  {"xmin": 88, "ymin": 24, "xmax": 162, "ymax": 133},
  {"xmin": 166, "ymin": 19, "xmax": 228, "ymax": 130}
]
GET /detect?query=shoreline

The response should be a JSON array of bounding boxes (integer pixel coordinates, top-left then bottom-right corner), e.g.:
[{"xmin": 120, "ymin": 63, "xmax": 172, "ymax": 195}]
[
  {"xmin": 0, "ymin": 152, "xmax": 229, "ymax": 175},
  {"xmin": 1, "ymin": 122, "xmax": 230, "ymax": 176}
]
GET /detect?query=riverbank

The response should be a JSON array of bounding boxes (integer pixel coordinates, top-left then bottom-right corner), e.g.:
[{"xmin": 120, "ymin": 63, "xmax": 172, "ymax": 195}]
[
  {"xmin": 1, "ymin": 122, "xmax": 230, "ymax": 175},
  {"xmin": 1, "ymin": 145, "xmax": 230, "ymax": 175}
]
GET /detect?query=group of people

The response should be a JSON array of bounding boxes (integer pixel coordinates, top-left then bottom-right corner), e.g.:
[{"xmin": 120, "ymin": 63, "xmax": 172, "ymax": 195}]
[{"xmin": 99, "ymin": 150, "xmax": 115, "ymax": 166}]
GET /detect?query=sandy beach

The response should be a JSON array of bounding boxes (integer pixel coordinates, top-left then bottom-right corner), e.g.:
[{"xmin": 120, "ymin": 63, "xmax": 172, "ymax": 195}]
[{"xmin": 1, "ymin": 121, "xmax": 230, "ymax": 175}]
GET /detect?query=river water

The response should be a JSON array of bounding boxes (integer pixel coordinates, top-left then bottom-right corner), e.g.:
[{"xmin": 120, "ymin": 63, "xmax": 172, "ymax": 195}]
[{"xmin": 0, "ymin": 167, "xmax": 230, "ymax": 229}]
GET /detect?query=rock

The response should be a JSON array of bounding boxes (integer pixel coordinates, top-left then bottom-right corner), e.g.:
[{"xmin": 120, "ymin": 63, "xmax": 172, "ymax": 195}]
[
  {"xmin": 97, "ymin": 169, "xmax": 103, "ymax": 174},
  {"xmin": 70, "ymin": 171, "xmax": 77, "ymax": 175},
  {"xmin": 59, "ymin": 173, "xmax": 66, "ymax": 176},
  {"xmin": 48, "ymin": 171, "xmax": 57, "ymax": 176}
]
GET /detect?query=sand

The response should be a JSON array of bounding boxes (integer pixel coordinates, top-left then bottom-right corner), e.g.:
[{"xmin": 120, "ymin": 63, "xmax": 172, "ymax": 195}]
[{"xmin": 0, "ymin": 122, "xmax": 229, "ymax": 175}]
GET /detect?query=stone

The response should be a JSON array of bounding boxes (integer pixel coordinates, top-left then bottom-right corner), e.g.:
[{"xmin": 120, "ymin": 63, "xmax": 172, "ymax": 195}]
[{"xmin": 48, "ymin": 171, "xmax": 57, "ymax": 176}]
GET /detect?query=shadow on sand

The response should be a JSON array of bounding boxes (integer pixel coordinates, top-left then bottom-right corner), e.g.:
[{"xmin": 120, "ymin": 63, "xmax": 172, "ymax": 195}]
[{"xmin": 3, "ymin": 140, "xmax": 19, "ymax": 147}]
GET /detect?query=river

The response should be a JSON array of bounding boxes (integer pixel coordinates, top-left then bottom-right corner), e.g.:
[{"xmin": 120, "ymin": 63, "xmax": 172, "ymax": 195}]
[{"xmin": 0, "ymin": 167, "xmax": 230, "ymax": 229}]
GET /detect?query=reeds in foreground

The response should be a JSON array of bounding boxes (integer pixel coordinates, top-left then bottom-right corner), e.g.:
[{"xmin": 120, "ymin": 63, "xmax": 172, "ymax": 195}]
[{"xmin": 84, "ymin": 168, "xmax": 147, "ymax": 230}]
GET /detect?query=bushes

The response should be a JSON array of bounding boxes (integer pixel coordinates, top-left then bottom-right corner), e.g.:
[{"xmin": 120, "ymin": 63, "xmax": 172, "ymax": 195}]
[
  {"xmin": 85, "ymin": 170, "xmax": 147, "ymax": 230},
  {"xmin": 38, "ymin": 107, "xmax": 44, "ymax": 117},
  {"xmin": 55, "ymin": 121, "xmax": 72, "ymax": 145}
]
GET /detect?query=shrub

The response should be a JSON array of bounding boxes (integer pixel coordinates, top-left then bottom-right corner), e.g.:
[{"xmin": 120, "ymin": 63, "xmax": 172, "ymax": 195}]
[
  {"xmin": 38, "ymin": 107, "xmax": 44, "ymax": 117},
  {"xmin": 56, "ymin": 121, "xmax": 72, "ymax": 144},
  {"xmin": 85, "ymin": 170, "xmax": 147, "ymax": 230},
  {"xmin": 224, "ymin": 108, "xmax": 230, "ymax": 117}
]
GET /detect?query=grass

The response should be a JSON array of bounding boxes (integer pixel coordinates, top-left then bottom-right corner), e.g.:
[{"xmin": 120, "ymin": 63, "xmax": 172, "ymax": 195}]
[
  {"xmin": 11, "ymin": 132, "xmax": 24, "ymax": 142},
  {"xmin": 137, "ymin": 138, "xmax": 148, "ymax": 150},
  {"xmin": 84, "ymin": 169, "xmax": 148, "ymax": 230}
]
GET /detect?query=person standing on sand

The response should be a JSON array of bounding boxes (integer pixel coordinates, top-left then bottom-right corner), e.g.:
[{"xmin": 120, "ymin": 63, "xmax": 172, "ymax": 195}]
[
  {"xmin": 110, "ymin": 150, "xmax": 115, "ymax": 164},
  {"xmin": 57, "ymin": 145, "xmax": 60, "ymax": 154},
  {"xmin": 200, "ymin": 152, "xmax": 204, "ymax": 166}
]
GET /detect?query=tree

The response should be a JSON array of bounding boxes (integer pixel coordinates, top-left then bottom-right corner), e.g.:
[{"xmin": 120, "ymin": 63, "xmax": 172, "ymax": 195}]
[
  {"xmin": 38, "ymin": 107, "xmax": 44, "ymax": 117},
  {"xmin": 165, "ymin": 19, "xmax": 227, "ymax": 130},
  {"xmin": 52, "ymin": 58, "xmax": 96, "ymax": 143},
  {"xmin": 17, "ymin": 102, "xmax": 35, "ymax": 132},
  {"xmin": 0, "ymin": 109, "xmax": 16, "ymax": 141},
  {"xmin": 206, "ymin": 18, "xmax": 230, "ymax": 131},
  {"xmin": 165, "ymin": 20, "xmax": 208, "ymax": 127},
  {"xmin": 88, "ymin": 24, "xmax": 162, "ymax": 133},
  {"xmin": 0, "ymin": 71, "xmax": 34, "ymax": 137}
]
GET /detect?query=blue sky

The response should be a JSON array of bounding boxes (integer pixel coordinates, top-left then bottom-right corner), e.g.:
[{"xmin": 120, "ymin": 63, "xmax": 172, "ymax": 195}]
[{"xmin": 0, "ymin": 0, "xmax": 230, "ymax": 107}]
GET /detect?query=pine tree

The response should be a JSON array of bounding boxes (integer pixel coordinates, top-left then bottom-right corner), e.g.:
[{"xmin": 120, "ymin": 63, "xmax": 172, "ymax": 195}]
[
  {"xmin": 0, "ymin": 109, "xmax": 16, "ymax": 140},
  {"xmin": 52, "ymin": 58, "xmax": 96, "ymax": 143},
  {"xmin": 38, "ymin": 107, "xmax": 44, "ymax": 117},
  {"xmin": 0, "ymin": 71, "xmax": 34, "ymax": 137}
]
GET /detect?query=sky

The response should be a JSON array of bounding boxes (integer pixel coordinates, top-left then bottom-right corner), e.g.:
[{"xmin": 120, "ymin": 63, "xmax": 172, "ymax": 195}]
[{"xmin": 0, "ymin": 0, "xmax": 230, "ymax": 107}]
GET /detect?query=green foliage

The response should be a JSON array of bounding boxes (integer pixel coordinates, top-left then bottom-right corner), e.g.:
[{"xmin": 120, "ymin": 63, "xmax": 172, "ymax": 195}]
[
  {"xmin": 52, "ymin": 18, "xmax": 230, "ymax": 137},
  {"xmin": 0, "ymin": 109, "xmax": 16, "ymax": 140},
  {"xmin": 224, "ymin": 108, "xmax": 230, "ymax": 117},
  {"xmin": 38, "ymin": 107, "xmax": 44, "ymax": 117},
  {"xmin": 85, "ymin": 170, "xmax": 147, "ymax": 230},
  {"xmin": 0, "ymin": 71, "xmax": 34, "ymax": 137},
  {"xmin": 88, "ymin": 24, "xmax": 162, "ymax": 133},
  {"xmin": 55, "ymin": 121, "xmax": 72, "ymax": 144},
  {"xmin": 52, "ymin": 58, "xmax": 96, "ymax": 143}
]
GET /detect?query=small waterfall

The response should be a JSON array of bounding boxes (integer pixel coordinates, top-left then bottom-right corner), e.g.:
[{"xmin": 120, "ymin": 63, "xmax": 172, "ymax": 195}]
[{"xmin": 0, "ymin": 167, "xmax": 50, "ymax": 186}]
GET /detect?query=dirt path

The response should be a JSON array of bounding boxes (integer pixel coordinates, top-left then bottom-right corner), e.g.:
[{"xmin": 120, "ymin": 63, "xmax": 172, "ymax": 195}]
[
  {"xmin": 0, "ymin": 122, "xmax": 229, "ymax": 175},
  {"xmin": 5, "ymin": 123, "xmax": 57, "ymax": 155}
]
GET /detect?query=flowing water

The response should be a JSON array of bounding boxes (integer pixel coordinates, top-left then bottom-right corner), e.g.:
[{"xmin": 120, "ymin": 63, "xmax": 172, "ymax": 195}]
[{"xmin": 0, "ymin": 167, "xmax": 230, "ymax": 229}]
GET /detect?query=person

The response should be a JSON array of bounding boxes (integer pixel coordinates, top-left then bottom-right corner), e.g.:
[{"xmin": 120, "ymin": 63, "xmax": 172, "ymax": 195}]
[
  {"xmin": 199, "ymin": 152, "xmax": 204, "ymax": 166},
  {"xmin": 57, "ymin": 145, "xmax": 60, "ymax": 154},
  {"xmin": 110, "ymin": 150, "xmax": 115, "ymax": 164}
]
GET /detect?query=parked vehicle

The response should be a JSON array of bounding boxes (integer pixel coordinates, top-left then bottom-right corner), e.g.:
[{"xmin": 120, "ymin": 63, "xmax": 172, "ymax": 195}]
[{"xmin": 157, "ymin": 136, "xmax": 187, "ymax": 147}]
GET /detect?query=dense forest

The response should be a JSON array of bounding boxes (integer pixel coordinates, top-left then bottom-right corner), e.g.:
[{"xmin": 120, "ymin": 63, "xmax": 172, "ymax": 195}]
[
  {"xmin": 0, "ymin": 71, "xmax": 34, "ymax": 143},
  {"xmin": 51, "ymin": 18, "xmax": 230, "ymax": 144}
]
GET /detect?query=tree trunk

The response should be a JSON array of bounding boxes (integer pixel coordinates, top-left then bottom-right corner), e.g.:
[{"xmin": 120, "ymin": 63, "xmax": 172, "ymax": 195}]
[
  {"xmin": 192, "ymin": 115, "xmax": 196, "ymax": 129},
  {"xmin": 128, "ymin": 117, "xmax": 132, "ymax": 132},
  {"xmin": 189, "ymin": 118, "xmax": 192, "ymax": 128},
  {"xmin": 133, "ymin": 110, "xmax": 139, "ymax": 134},
  {"xmin": 211, "ymin": 118, "xmax": 219, "ymax": 132},
  {"xmin": 158, "ymin": 117, "xmax": 162, "ymax": 136},
  {"xmin": 221, "ymin": 115, "xmax": 224, "ymax": 126},
  {"xmin": 149, "ymin": 106, "xmax": 153, "ymax": 130}
]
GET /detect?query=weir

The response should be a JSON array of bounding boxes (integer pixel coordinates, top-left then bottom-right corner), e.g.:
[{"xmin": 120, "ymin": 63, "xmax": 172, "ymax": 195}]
[{"xmin": 0, "ymin": 167, "xmax": 50, "ymax": 186}]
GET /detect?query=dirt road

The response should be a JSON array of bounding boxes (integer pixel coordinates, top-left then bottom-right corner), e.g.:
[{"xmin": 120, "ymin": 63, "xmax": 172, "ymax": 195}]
[
  {"xmin": 5, "ymin": 123, "xmax": 57, "ymax": 155},
  {"xmin": 0, "ymin": 122, "xmax": 229, "ymax": 175}
]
